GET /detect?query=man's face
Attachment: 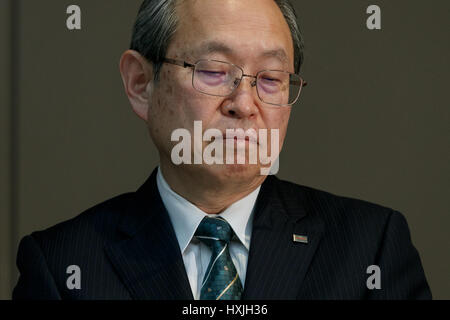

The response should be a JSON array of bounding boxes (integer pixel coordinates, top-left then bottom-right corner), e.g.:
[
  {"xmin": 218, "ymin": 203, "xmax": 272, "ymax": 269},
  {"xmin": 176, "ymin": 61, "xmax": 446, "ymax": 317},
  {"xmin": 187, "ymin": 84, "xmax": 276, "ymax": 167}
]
[{"xmin": 147, "ymin": 0, "xmax": 295, "ymax": 183}]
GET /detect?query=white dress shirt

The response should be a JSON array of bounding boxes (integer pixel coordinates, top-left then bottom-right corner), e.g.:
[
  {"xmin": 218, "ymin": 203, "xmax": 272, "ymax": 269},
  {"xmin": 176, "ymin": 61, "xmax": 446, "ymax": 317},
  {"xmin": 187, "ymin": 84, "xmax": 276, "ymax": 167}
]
[{"xmin": 156, "ymin": 166, "xmax": 261, "ymax": 300}]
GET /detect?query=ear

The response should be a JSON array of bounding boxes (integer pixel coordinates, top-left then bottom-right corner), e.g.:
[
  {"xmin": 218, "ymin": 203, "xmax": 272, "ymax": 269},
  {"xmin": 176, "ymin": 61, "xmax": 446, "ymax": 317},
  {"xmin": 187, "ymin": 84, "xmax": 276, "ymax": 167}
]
[{"xmin": 119, "ymin": 50, "xmax": 154, "ymax": 122}]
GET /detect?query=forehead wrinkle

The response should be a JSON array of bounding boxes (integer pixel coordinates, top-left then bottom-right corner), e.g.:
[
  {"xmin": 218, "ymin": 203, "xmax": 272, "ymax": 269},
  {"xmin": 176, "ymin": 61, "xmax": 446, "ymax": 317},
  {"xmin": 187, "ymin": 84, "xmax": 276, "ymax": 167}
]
[
  {"xmin": 186, "ymin": 40, "xmax": 234, "ymax": 60},
  {"xmin": 186, "ymin": 40, "xmax": 290, "ymax": 65}
]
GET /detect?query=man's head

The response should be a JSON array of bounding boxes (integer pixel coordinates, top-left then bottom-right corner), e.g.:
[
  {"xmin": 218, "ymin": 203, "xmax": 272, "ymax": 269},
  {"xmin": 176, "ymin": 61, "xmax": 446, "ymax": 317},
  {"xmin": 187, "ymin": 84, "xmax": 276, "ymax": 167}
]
[{"xmin": 120, "ymin": 0, "xmax": 305, "ymax": 190}]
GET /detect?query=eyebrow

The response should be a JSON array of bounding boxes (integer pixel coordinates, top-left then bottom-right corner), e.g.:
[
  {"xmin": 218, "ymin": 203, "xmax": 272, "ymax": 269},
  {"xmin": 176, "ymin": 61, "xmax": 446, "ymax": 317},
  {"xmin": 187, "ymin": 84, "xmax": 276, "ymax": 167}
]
[
  {"xmin": 194, "ymin": 40, "xmax": 234, "ymax": 56},
  {"xmin": 261, "ymin": 48, "xmax": 289, "ymax": 64},
  {"xmin": 192, "ymin": 40, "xmax": 289, "ymax": 64}
]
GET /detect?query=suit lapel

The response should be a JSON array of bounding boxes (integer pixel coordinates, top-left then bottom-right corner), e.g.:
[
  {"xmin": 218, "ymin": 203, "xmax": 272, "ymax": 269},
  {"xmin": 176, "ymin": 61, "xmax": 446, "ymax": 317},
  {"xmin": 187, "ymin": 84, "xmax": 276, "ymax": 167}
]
[
  {"xmin": 105, "ymin": 169, "xmax": 193, "ymax": 300},
  {"xmin": 243, "ymin": 176, "xmax": 325, "ymax": 299}
]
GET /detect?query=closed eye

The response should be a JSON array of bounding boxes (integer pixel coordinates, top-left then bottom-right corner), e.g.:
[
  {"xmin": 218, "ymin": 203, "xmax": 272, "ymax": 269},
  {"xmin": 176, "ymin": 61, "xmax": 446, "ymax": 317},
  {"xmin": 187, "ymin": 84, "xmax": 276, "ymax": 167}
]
[
  {"xmin": 261, "ymin": 77, "xmax": 281, "ymax": 84},
  {"xmin": 198, "ymin": 70, "xmax": 226, "ymax": 76},
  {"xmin": 196, "ymin": 70, "xmax": 228, "ymax": 86}
]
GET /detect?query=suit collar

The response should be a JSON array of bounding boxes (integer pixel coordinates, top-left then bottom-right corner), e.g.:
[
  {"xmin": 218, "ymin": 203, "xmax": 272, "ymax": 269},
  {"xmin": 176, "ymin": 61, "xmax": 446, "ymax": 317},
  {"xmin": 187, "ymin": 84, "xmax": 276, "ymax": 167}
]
[
  {"xmin": 114, "ymin": 168, "xmax": 162, "ymax": 237},
  {"xmin": 243, "ymin": 175, "xmax": 325, "ymax": 299},
  {"xmin": 105, "ymin": 168, "xmax": 193, "ymax": 300}
]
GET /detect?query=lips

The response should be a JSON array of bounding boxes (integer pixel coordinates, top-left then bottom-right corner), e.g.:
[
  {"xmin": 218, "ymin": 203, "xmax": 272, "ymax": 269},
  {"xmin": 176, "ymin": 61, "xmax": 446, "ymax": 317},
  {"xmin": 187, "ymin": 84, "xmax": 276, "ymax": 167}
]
[{"xmin": 221, "ymin": 128, "xmax": 259, "ymax": 145}]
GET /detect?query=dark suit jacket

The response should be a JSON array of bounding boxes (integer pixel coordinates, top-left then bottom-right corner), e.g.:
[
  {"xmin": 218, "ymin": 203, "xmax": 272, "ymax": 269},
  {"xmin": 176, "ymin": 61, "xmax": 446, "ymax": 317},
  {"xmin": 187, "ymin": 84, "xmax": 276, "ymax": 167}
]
[{"xmin": 13, "ymin": 168, "xmax": 432, "ymax": 299}]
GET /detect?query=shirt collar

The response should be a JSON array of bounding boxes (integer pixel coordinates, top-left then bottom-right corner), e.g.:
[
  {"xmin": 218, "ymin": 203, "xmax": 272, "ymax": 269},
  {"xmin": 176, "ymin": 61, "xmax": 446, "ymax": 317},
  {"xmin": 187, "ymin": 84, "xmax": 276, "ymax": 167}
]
[{"xmin": 156, "ymin": 166, "xmax": 260, "ymax": 253}]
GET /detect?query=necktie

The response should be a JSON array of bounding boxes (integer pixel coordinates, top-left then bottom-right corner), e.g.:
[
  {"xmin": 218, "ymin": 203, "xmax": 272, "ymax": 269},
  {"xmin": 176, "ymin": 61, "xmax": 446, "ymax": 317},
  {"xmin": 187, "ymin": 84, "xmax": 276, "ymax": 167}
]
[{"xmin": 195, "ymin": 216, "xmax": 243, "ymax": 300}]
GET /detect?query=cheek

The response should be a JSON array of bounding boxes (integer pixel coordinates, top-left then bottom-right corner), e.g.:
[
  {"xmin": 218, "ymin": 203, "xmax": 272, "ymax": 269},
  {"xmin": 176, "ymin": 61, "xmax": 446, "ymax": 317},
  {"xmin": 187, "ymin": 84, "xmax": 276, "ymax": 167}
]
[
  {"xmin": 151, "ymin": 72, "xmax": 185, "ymax": 119},
  {"xmin": 148, "ymin": 83, "xmax": 205, "ymax": 134},
  {"xmin": 160, "ymin": 70, "xmax": 177, "ymax": 103},
  {"xmin": 281, "ymin": 109, "xmax": 291, "ymax": 134},
  {"xmin": 149, "ymin": 65, "xmax": 223, "ymax": 135},
  {"xmin": 264, "ymin": 108, "xmax": 291, "ymax": 148},
  {"xmin": 265, "ymin": 108, "xmax": 291, "ymax": 132}
]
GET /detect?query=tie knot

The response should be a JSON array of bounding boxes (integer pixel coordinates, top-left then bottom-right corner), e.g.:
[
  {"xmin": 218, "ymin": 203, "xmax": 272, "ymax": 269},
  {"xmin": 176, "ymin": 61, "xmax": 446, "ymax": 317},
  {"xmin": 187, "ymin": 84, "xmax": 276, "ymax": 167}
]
[{"xmin": 195, "ymin": 217, "xmax": 234, "ymax": 245}]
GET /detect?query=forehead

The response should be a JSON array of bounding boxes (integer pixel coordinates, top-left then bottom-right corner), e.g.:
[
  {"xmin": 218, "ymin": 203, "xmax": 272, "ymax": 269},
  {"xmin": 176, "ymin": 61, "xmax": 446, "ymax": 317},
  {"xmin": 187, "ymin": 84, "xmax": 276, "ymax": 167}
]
[{"xmin": 169, "ymin": 0, "xmax": 294, "ymax": 63}]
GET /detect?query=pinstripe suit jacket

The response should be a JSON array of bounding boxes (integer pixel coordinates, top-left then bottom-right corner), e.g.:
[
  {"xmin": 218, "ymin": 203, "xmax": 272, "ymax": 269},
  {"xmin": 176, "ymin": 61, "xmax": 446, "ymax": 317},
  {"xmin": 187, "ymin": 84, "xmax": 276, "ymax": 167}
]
[{"xmin": 13, "ymin": 168, "xmax": 432, "ymax": 299}]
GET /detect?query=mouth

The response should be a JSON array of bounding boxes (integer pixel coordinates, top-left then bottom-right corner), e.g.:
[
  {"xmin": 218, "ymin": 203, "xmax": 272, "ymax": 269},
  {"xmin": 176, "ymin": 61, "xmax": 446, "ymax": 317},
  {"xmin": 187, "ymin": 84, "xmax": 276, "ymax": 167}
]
[{"xmin": 221, "ymin": 129, "xmax": 259, "ymax": 145}]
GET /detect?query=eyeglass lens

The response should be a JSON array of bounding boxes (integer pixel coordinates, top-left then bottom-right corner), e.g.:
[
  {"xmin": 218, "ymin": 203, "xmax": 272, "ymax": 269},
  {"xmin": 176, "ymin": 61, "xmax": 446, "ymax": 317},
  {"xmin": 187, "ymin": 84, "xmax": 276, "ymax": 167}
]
[{"xmin": 192, "ymin": 60, "xmax": 302, "ymax": 106}]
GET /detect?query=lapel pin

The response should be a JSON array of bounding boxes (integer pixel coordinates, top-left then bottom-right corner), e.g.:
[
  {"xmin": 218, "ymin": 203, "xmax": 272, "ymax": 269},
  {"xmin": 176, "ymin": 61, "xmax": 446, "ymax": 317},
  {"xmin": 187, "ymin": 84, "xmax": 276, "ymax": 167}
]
[{"xmin": 293, "ymin": 234, "xmax": 308, "ymax": 244}]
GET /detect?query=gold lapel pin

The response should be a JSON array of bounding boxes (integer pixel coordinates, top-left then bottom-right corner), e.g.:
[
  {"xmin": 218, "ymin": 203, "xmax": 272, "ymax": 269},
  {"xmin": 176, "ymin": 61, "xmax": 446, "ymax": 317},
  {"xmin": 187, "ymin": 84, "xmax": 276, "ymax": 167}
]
[{"xmin": 293, "ymin": 234, "xmax": 308, "ymax": 244}]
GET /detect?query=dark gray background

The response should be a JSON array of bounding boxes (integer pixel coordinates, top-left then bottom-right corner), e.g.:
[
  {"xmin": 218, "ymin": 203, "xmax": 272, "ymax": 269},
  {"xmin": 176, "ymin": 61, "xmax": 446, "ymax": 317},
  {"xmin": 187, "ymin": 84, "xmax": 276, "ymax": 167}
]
[{"xmin": 1, "ymin": 0, "xmax": 448, "ymax": 299}]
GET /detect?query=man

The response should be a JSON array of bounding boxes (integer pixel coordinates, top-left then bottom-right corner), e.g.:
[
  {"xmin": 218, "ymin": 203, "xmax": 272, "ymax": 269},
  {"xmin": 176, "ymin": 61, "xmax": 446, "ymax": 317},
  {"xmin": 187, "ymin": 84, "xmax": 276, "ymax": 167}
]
[{"xmin": 13, "ymin": 0, "xmax": 431, "ymax": 300}]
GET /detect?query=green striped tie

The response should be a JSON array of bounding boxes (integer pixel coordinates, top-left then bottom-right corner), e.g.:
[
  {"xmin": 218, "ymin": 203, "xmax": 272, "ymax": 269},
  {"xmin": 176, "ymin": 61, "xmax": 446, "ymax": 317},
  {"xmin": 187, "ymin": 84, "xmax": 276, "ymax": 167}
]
[{"xmin": 195, "ymin": 217, "xmax": 243, "ymax": 300}]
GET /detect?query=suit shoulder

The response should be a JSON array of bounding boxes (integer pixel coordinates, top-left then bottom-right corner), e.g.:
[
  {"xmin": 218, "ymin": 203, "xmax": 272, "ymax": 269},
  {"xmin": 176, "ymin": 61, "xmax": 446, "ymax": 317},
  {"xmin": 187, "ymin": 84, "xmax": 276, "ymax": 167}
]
[
  {"xmin": 272, "ymin": 176, "xmax": 397, "ymax": 225},
  {"xmin": 27, "ymin": 192, "xmax": 135, "ymax": 247}
]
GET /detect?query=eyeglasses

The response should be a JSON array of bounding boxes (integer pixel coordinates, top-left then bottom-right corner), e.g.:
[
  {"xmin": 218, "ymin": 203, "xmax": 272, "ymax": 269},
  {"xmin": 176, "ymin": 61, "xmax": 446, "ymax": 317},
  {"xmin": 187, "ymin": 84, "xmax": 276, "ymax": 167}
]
[{"xmin": 162, "ymin": 58, "xmax": 307, "ymax": 106}]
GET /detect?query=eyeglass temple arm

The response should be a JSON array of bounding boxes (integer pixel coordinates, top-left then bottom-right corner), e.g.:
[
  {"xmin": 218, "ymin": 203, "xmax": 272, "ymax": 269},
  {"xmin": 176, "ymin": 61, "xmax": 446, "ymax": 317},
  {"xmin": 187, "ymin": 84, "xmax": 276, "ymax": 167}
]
[
  {"xmin": 290, "ymin": 79, "xmax": 308, "ymax": 87},
  {"xmin": 163, "ymin": 58, "xmax": 195, "ymax": 69}
]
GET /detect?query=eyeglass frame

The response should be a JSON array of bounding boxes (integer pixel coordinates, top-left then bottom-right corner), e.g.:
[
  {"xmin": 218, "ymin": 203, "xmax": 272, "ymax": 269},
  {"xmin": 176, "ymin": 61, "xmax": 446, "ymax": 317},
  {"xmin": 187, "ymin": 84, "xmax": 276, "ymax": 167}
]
[{"xmin": 161, "ymin": 58, "xmax": 307, "ymax": 107}]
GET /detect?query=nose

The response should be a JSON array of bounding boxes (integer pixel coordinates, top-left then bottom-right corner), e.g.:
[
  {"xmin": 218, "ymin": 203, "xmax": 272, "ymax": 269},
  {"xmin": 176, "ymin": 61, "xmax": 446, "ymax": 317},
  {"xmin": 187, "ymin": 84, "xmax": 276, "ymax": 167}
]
[{"xmin": 220, "ymin": 76, "xmax": 259, "ymax": 119}]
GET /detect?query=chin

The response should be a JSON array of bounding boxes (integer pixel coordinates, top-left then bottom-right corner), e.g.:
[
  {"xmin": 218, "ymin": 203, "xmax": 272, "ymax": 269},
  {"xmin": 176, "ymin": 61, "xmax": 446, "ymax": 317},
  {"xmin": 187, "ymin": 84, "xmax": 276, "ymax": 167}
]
[{"xmin": 203, "ymin": 163, "xmax": 264, "ymax": 184}]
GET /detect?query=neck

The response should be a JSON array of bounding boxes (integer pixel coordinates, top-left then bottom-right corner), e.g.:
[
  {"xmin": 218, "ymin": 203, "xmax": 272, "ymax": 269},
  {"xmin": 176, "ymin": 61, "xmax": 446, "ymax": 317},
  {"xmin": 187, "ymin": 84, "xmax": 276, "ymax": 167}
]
[{"xmin": 159, "ymin": 160, "xmax": 266, "ymax": 214}]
